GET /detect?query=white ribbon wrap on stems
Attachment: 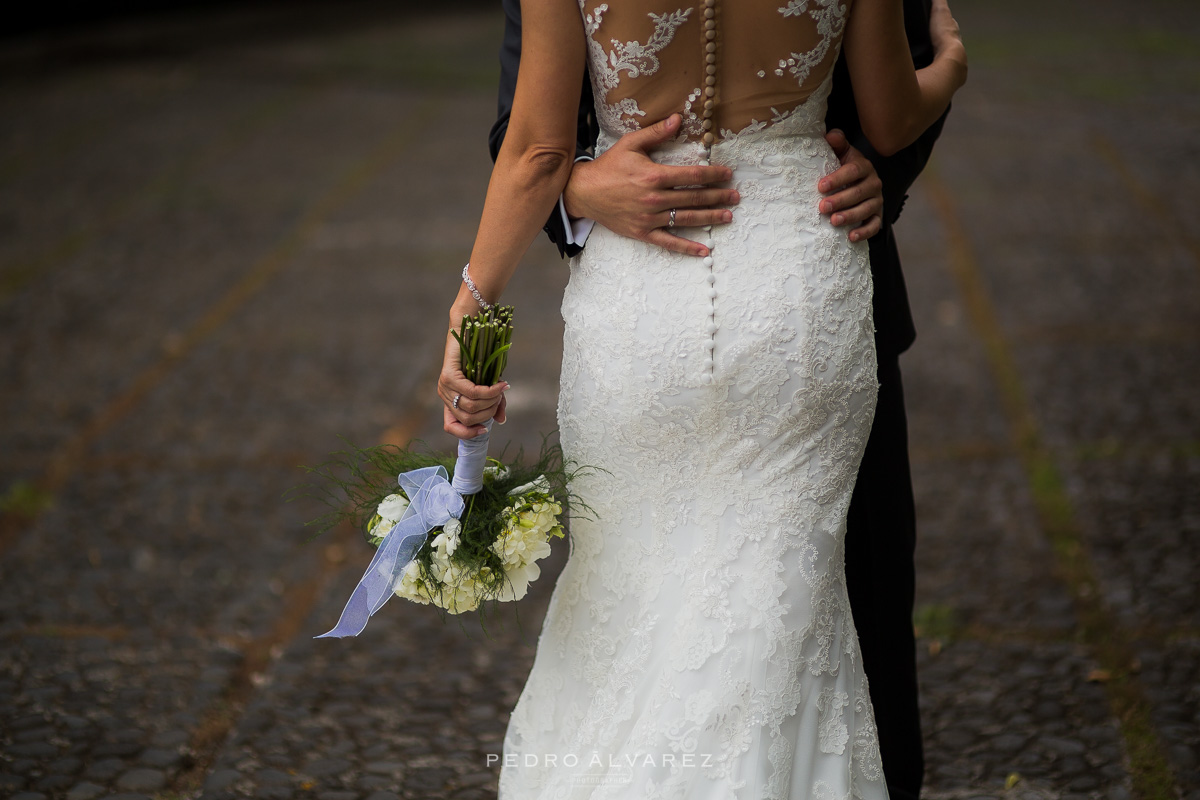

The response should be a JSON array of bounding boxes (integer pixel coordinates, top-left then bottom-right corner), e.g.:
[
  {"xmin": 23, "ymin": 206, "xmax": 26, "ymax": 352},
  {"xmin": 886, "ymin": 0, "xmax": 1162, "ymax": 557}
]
[{"xmin": 451, "ymin": 418, "xmax": 492, "ymax": 496}]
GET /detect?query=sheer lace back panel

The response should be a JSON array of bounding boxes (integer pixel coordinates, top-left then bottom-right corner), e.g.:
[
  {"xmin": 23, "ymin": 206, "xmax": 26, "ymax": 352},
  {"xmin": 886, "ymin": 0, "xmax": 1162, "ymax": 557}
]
[{"xmin": 580, "ymin": 0, "xmax": 852, "ymax": 142}]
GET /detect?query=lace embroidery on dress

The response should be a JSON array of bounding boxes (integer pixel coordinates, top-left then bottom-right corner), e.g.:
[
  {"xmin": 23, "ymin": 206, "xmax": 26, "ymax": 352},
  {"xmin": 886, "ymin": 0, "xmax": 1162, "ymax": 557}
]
[
  {"xmin": 817, "ymin": 688, "xmax": 851, "ymax": 754},
  {"xmin": 582, "ymin": 4, "xmax": 696, "ymax": 136},
  {"xmin": 771, "ymin": 0, "xmax": 849, "ymax": 124},
  {"xmin": 776, "ymin": 0, "xmax": 850, "ymax": 86},
  {"xmin": 580, "ymin": 0, "xmax": 852, "ymax": 142}
]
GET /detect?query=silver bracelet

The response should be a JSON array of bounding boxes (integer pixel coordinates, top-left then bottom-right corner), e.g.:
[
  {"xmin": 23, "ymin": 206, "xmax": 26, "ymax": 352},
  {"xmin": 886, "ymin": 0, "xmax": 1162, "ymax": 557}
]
[{"xmin": 461, "ymin": 263, "xmax": 492, "ymax": 311}]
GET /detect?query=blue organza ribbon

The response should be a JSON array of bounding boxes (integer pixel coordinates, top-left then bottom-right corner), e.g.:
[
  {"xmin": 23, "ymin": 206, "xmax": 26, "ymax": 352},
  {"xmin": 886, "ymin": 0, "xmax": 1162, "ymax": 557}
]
[{"xmin": 315, "ymin": 466, "xmax": 464, "ymax": 639}]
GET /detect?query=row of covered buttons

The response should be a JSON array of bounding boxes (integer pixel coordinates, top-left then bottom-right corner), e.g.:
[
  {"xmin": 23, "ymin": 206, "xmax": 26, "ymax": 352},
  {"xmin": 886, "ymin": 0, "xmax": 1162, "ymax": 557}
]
[
  {"xmin": 701, "ymin": 0, "xmax": 717, "ymax": 148},
  {"xmin": 700, "ymin": 195, "xmax": 716, "ymax": 383},
  {"xmin": 700, "ymin": 0, "xmax": 718, "ymax": 385},
  {"xmin": 701, "ymin": 223, "xmax": 716, "ymax": 385}
]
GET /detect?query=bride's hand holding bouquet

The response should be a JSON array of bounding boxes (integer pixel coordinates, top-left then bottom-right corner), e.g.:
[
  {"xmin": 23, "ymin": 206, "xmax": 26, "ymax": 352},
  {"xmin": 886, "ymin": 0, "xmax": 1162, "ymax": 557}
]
[
  {"xmin": 299, "ymin": 298, "xmax": 588, "ymax": 637},
  {"xmin": 438, "ymin": 283, "xmax": 510, "ymax": 443}
]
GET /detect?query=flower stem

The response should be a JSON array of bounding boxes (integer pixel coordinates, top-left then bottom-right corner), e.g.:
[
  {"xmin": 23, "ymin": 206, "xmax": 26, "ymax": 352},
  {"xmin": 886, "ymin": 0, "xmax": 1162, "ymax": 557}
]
[{"xmin": 455, "ymin": 305, "xmax": 515, "ymax": 386}]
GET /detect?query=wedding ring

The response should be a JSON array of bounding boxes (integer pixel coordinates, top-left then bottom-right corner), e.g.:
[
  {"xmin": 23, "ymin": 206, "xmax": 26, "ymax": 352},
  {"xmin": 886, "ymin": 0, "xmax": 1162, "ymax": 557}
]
[
  {"xmin": 452, "ymin": 393, "xmax": 461, "ymax": 410},
  {"xmin": 668, "ymin": 208, "xmax": 677, "ymax": 228}
]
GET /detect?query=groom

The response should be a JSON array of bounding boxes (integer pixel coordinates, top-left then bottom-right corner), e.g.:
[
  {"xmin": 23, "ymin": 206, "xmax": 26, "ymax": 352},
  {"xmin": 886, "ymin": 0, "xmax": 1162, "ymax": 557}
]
[{"xmin": 490, "ymin": 3, "xmax": 956, "ymax": 798}]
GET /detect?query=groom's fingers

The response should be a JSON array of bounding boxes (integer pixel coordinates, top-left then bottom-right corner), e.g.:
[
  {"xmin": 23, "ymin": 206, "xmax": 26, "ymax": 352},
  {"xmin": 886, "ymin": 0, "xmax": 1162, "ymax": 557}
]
[
  {"xmin": 653, "ymin": 163, "xmax": 734, "ymax": 190},
  {"xmin": 620, "ymin": 113, "xmax": 682, "ymax": 149},
  {"xmin": 644, "ymin": 228, "xmax": 711, "ymax": 257},
  {"xmin": 667, "ymin": 207, "xmax": 734, "ymax": 229},
  {"xmin": 621, "ymin": 113, "xmax": 718, "ymax": 156},
  {"xmin": 819, "ymin": 132, "xmax": 883, "ymax": 241},
  {"xmin": 820, "ymin": 178, "xmax": 883, "ymax": 241},
  {"xmin": 851, "ymin": 215, "xmax": 883, "ymax": 241},
  {"xmin": 651, "ymin": 186, "xmax": 739, "ymax": 210}
]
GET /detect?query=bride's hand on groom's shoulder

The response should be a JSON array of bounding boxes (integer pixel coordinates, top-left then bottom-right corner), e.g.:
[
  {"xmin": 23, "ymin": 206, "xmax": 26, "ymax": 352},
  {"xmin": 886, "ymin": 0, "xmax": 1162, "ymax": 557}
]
[
  {"xmin": 930, "ymin": 0, "xmax": 967, "ymax": 83},
  {"xmin": 931, "ymin": 0, "xmax": 962, "ymax": 43},
  {"xmin": 438, "ymin": 325, "xmax": 508, "ymax": 441},
  {"xmin": 819, "ymin": 130, "xmax": 884, "ymax": 243}
]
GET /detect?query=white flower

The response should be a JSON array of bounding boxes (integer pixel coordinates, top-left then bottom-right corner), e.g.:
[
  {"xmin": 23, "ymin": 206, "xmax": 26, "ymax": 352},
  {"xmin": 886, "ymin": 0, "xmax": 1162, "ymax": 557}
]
[
  {"xmin": 517, "ymin": 499, "xmax": 563, "ymax": 536},
  {"xmin": 385, "ymin": 484, "xmax": 562, "ymax": 615},
  {"xmin": 508, "ymin": 475, "xmax": 552, "ymax": 497},
  {"xmin": 367, "ymin": 516, "xmax": 392, "ymax": 544},
  {"xmin": 376, "ymin": 493, "xmax": 410, "ymax": 523},
  {"xmin": 439, "ymin": 585, "xmax": 481, "ymax": 614},
  {"xmin": 492, "ymin": 501, "xmax": 560, "ymax": 569},
  {"xmin": 392, "ymin": 559, "xmax": 430, "ymax": 605},
  {"xmin": 368, "ymin": 494, "xmax": 411, "ymax": 544},
  {"xmin": 496, "ymin": 560, "xmax": 542, "ymax": 602},
  {"xmin": 428, "ymin": 537, "xmax": 455, "ymax": 580},
  {"xmin": 484, "ymin": 464, "xmax": 511, "ymax": 482},
  {"xmin": 495, "ymin": 530, "xmax": 552, "ymax": 568},
  {"xmin": 528, "ymin": 500, "xmax": 562, "ymax": 534},
  {"xmin": 431, "ymin": 565, "xmax": 482, "ymax": 614},
  {"xmin": 431, "ymin": 518, "xmax": 461, "ymax": 559}
]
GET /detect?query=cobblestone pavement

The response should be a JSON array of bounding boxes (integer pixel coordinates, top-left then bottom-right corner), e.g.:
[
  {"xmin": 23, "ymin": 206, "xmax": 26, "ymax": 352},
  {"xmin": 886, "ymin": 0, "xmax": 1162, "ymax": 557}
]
[{"xmin": 1, "ymin": 1, "xmax": 1197, "ymax": 799}]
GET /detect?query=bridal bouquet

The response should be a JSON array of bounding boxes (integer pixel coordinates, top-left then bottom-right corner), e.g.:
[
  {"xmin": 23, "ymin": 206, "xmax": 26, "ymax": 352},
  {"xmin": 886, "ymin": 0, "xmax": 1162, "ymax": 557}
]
[
  {"xmin": 373, "ymin": 469, "xmax": 562, "ymax": 613},
  {"xmin": 296, "ymin": 305, "xmax": 584, "ymax": 637}
]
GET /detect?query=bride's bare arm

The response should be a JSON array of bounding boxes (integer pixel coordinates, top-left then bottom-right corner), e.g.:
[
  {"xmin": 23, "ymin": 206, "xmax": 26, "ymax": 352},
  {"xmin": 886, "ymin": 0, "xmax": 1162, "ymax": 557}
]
[
  {"xmin": 454, "ymin": 0, "xmax": 586, "ymax": 315},
  {"xmin": 842, "ymin": 0, "xmax": 967, "ymax": 157},
  {"xmin": 439, "ymin": 0, "xmax": 586, "ymax": 438}
]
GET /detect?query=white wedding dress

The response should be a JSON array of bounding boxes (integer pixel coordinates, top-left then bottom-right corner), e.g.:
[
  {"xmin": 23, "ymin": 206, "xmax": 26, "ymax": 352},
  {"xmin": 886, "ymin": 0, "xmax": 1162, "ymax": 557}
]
[{"xmin": 500, "ymin": 2, "xmax": 885, "ymax": 798}]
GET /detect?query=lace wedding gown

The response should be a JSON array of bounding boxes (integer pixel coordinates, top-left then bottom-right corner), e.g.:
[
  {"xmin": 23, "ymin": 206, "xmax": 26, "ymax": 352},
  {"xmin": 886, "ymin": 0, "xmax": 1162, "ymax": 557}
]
[{"xmin": 500, "ymin": 1, "xmax": 885, "ymax": 797}]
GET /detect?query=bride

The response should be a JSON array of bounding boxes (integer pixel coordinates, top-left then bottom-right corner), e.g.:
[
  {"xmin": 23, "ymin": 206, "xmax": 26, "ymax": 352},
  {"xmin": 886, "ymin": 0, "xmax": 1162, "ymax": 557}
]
[{"xmin": 438, "ymin": 0, "xmax": 966, "ymax": 796}]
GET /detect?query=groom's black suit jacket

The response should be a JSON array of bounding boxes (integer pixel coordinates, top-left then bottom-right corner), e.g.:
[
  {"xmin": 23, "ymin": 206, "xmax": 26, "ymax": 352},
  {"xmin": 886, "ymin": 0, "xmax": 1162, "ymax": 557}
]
[
  {"xmin": 488, "ymin": 0, "xmax": 948, "ymax": 359},
  {"xmin": 488, "ymin": 4, "xmax": 946, "ymax": 798}
]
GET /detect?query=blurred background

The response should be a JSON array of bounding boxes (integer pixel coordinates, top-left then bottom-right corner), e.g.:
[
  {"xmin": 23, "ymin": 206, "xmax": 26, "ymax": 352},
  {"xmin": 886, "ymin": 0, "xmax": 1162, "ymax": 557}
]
[{"xmin": 0, "ymin": 1, "xmax": 1197, "ymax": 799}]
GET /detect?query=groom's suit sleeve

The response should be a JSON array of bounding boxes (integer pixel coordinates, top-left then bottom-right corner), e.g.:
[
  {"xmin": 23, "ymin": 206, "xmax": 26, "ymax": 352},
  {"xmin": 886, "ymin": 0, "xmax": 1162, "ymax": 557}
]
[
  {"xmin": 826, "ymin": 0, "xmax": 949, "ymax": 358},
  {"xmin": 489, "ymin": 0, "xmax": 598, "ymax": 259}
]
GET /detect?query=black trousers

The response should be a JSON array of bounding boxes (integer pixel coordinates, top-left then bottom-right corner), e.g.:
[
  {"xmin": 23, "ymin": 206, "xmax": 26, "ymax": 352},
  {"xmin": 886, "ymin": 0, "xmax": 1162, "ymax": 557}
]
[{"xmin": 845, "ymin": 354, "xmax": 923, "ymax": 800}]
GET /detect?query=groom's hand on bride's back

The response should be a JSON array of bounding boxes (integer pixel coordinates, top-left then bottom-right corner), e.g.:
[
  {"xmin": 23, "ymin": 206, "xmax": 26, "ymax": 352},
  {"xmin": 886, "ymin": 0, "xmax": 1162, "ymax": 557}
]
[
  {"xmin": 562, "ymin": 116, "xmax": 885, "ymax": 256},
  {"xmin": 563, "ymin": 114, "xmax": 737, "ymax": 258},
  {"xmin": 820, "ymin": 129, "xmax": 883, "ymax": 242}
]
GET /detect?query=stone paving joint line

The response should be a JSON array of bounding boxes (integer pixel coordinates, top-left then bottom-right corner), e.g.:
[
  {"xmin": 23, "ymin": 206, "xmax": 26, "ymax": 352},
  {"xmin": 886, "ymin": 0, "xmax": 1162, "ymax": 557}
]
[
  {"xmin": 0, "ymin": 96, "xmax": 447, "ymax": 562},
  {"xmin": 924, "ymin": 163, "xmax": 1180, "ymax": 800},
  {"xmin": 1090, "ymin": 132, "xmax": 1200, "ymax": 279},
  {"xmin": 0, "ymin": 85, "xmax": 323, "ymax": 301}
]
